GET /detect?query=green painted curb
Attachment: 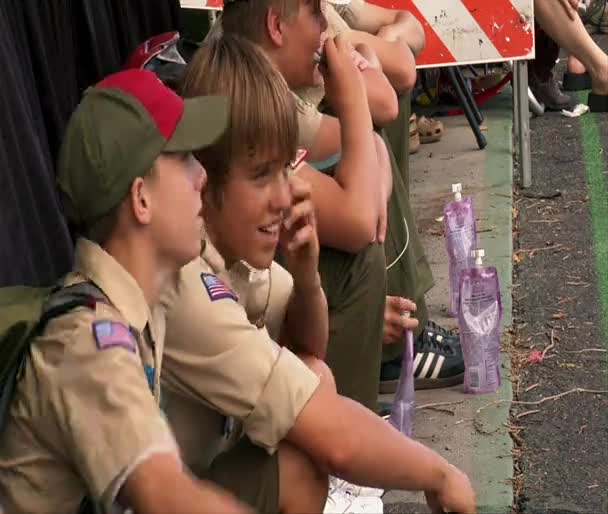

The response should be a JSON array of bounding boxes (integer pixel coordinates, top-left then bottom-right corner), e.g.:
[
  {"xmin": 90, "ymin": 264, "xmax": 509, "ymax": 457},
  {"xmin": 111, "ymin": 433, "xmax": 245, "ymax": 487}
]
[
  {"xmin": 577, "ymin": 92, "xmax": 608, "ymax": 341},
  {"xmin": 473, "ymin": 91, "xmax": 514, "ymax": 514}
]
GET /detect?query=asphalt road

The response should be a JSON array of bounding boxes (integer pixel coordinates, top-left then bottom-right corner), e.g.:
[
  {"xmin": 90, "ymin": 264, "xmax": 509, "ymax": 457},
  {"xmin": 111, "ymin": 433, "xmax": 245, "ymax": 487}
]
[{"xmin": 512, "ymin": 34, "xmax": 608, "ymax": 514}]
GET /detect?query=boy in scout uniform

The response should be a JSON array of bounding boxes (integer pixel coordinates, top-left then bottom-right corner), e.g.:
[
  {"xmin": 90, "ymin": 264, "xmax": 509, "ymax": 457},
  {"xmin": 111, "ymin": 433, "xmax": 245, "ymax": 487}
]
[
  {"xmin": 220, "ymin": 0, "xmax": 466, "ymax": 399},
  {"xmin": 0, "ymin": 69, "xmax": 250, "ymax": 514},
  {"xmin": 210, "ymin": 0, "xmax": 391, "ymax": 412},
  {"xmin": 162, "ymin": 34, "xmax": 476, "ymax": 514}
]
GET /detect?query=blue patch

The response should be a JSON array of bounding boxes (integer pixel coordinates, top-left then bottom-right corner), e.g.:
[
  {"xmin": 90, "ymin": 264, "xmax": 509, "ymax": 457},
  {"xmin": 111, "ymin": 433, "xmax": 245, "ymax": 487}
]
[
  {"xmin": 144, "ymin": 364, "xmax": 155, "ymax": 393},
  {"xmin": 201, "ymin": 273, "xmax": 238, "ymax": 302},
  {"xmin": 92, "ymin": 321, "xmax": 136, "ymax": 353}
]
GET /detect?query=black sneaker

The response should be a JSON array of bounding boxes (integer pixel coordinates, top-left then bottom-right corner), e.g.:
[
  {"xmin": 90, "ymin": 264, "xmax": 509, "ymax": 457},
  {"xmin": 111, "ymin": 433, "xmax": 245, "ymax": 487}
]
[
  {"xmin": 425, "ymin": 320, "xmax": 460, "ymax": 345},
  {"xmin": 379, "ymin": 326, "xmax": 464, "ymax": 393}
]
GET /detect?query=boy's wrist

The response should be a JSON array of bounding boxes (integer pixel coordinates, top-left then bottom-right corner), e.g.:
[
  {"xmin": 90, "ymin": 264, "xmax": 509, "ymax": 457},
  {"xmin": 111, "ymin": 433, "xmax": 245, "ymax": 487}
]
[{"xmin": 293, "ymin": 271, "xmax": 323, "ymax": 296}]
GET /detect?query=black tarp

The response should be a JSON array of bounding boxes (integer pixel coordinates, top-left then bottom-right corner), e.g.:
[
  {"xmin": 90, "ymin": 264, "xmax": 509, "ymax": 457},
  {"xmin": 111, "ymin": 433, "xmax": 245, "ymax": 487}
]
[{"xmin": 0, "ymin": 0, "xmax": 180, "ymax": 287}]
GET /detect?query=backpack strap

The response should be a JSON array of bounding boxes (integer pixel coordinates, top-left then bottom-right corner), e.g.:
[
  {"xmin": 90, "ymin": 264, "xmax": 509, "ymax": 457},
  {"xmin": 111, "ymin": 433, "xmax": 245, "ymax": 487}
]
[{"xmin": 13, "ymin": 282, "xmax": 109, "ymax": 382}]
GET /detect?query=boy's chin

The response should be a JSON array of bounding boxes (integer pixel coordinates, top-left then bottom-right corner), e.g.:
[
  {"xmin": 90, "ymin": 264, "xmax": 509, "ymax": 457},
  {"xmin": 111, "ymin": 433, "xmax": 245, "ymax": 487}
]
[{"xmin": 247, "ymin": 252, "xmax": 275, "ymax": 271}]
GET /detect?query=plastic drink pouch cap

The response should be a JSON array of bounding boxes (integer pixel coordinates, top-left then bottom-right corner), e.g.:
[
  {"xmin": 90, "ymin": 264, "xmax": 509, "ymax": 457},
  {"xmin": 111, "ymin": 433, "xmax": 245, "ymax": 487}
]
[
  {"xmin": 444, "ymin": 183, "xmax": 477, "ymax": 317},
  {"xmin": 458, "ymin": 249, "xmax": 503, "ymax": 394}
]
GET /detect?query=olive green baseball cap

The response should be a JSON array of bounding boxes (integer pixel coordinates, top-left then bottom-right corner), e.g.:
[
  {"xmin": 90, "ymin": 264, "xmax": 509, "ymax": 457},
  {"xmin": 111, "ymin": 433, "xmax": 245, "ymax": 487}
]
[{"xmin": 58, "ymin": 68, "xmax": 229, "ymax": 225}]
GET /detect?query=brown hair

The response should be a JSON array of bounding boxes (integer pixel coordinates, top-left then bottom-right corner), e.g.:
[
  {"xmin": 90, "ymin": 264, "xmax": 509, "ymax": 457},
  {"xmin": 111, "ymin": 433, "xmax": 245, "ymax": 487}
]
[
  {"xmin": 221, "ymin": 0, "xmax": 323, "ymax": 43},
  {"xmin": 180, "ymin": 34, "xmax": 298, "ymax": 199}
]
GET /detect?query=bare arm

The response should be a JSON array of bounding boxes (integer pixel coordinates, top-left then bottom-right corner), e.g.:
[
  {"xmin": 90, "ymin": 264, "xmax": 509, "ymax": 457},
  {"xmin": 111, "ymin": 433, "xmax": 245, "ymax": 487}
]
[
  {"xmin": 120, "ymin": 454, "xmax": 251, "ymax": 514},
  {"xmin": 286, "ymin": 378, "xmax": 476, "ymax": 513},
  {"xmin": 341, "ymin": 2, "xmax": 426, "ymax": 57},
  {"xmin": 344, "ymin": 30, "xmax": 417, "ymax": 93},
  {"xmin": 283, "ymin": 277, "xmax": 328, "ymax": 360},
  {"xmin": 357, "ymin": 47, "xmax": 399, "ymax": 126},
  {"xmin": 300, "ymin": 131, "xmax": 391, "ymax": 252},
  {"xmin": 301, "ymin": 36, "xmax": 379, "ymax": 252},
  {"xmin": 298, "ymin": 162, "xmax": 375, "ymax": 252}
]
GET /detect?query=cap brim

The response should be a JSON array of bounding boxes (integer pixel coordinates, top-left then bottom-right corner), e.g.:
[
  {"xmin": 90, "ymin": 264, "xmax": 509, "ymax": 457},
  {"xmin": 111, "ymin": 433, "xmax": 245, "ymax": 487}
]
[{"xmin": 164, "ymin": 95, "xmax": 229, "ymax": 153}]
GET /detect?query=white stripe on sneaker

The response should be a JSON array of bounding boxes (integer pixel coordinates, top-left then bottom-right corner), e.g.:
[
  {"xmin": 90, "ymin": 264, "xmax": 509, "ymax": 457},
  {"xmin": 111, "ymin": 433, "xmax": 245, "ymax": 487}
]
[
  {"xmin": 419, "ymin": 353, "xmax": 434, "ymax": 378},
  {"xmin": 413, "ymin": 352, "xmax": 423, "ymax": 373},
  {"xmin": 430, "ymin": 355, "xmax": 445, "ymax": 379}
]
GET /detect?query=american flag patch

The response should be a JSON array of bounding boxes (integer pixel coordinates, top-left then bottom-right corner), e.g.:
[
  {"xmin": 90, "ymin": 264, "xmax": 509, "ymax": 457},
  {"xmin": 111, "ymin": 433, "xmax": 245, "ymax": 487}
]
[
  {"xmin": 201, "ymin": 273, "xmax": 238, "ymax": 302},
  {"xmin": 92, "ymin": 320, "xmax": 136, "ymax": 353}
]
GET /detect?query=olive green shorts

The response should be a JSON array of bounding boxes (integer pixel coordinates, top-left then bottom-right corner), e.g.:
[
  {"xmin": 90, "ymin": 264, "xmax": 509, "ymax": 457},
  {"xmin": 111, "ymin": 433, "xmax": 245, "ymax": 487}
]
[{"xmin": 203, "ymin": 437, "xmax": 280, "ymax": 514}]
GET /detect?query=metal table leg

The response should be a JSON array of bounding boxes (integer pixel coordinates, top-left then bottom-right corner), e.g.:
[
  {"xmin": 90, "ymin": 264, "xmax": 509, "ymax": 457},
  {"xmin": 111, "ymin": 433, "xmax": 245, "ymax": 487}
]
[{"xmin": 513, "ymin": 60, "xmax": 532, "ymax": 188}]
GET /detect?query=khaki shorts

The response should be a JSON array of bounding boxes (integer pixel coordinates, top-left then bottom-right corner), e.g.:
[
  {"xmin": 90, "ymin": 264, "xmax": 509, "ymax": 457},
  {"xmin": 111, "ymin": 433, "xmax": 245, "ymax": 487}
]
[{"xmin": 202, "ymin": 437, "xmax": 280, "ymax": 514}]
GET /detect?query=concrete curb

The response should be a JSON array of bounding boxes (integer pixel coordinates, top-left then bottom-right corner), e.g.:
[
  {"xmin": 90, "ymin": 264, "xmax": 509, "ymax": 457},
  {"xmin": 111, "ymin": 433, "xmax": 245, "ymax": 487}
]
[{"xmin": 382, "ymin": 90, "xmax": 514, "ymax": 513}]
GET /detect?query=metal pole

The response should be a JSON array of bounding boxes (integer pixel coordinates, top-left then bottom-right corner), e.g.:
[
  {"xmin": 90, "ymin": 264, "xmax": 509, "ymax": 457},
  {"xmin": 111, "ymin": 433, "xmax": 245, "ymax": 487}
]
[{"xmin": 514, "ymin": 60, "xmax": 532, "ymax": 188}]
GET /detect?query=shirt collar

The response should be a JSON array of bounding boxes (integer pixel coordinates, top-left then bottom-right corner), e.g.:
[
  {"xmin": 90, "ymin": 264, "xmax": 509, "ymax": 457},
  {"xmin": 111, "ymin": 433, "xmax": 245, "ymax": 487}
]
[{"xmin": 73, "ymin": 238, "xmax": 151, "ymax": 332}]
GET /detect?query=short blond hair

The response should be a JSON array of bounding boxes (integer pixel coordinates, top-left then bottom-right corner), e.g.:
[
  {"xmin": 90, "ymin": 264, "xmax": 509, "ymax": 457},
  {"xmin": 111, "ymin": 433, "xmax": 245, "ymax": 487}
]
[
  {"xmin": 180, "ymin": 34, "xmax": 298, "ymax": 198},
  {"xmin": 222, "ymin": 0, "xmax": 320, "ymax": 43}
]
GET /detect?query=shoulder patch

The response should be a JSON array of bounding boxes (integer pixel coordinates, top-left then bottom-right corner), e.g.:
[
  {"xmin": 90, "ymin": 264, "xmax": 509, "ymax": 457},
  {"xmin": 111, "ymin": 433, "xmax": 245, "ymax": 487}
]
[
  {"xmin": 201, "ymin": 273, "xmax": 238, "ymax": 302},
  {"xmin": 92, "ymin": 320, "xmax": 136, "ymax": 353}
]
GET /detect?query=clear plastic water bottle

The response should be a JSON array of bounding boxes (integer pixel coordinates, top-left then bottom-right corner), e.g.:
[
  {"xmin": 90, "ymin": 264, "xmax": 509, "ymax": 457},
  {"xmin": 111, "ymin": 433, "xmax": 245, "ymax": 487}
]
[
  {"xmin": 458, "ymin": 249, "xmax": 503, "ymax": 394},
  {"xmin": 444, "ymin": 183, "xmax": 477, "ymax": 317},
  {"xmin": 389, "ymin": 317, "xmax": 415, "ymax": 437}
]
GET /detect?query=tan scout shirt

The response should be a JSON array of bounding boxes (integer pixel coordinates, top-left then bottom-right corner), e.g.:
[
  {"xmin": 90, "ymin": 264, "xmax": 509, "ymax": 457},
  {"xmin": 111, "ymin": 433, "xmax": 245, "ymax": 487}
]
[
  {"xmin": 161, "ymin": 240, "xmax": 320, "ymax": 476},
  {"xmin": 0, "ymin": 239, "xmax": 177, "ymax": 514}
]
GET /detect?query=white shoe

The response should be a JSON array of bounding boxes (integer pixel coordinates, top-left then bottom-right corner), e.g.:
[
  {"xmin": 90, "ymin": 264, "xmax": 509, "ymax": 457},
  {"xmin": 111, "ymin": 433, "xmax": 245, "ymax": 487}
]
[
  {"xmin": 329, "ymin": 477, "xmax": 384, "ymax": 498},
  {"xmin": 324, "ymin": 480, "xmax": 384, "ymax": 514}
]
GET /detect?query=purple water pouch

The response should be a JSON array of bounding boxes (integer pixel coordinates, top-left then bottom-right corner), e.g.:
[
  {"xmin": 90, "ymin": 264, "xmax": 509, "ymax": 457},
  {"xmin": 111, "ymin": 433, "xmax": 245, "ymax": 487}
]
[
  {"xmin": 444, "ymin": 184, "xmax": 478, "ymax": 317},
  {"xmin": 458, "ymin": 250, "xmax": 503, "ymax": 394}
]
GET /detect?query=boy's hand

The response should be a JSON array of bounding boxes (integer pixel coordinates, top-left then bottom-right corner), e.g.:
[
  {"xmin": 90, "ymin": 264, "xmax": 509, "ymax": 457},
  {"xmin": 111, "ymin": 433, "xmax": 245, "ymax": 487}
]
[
  {"xmin": 280, "ymin": 175, "xmax": 320, "ymax": 291},
  {"xmin": 383, "ymin": 296, "xmax": 418, "ymax": 343},
  {"xmin": 354, "ymin": 43, "xmax": 382, "ymax": 71},
  {"xmin": 425, "ymin": 464, "xmax": 476, "ymax": 514},
  {"xmin": 321, "ymin": 35, "xmax": 367, "ymax": 117}
]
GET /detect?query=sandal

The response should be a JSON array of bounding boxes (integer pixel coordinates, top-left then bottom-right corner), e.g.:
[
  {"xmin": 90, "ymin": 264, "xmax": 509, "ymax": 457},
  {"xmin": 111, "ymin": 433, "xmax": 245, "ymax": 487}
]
[
  {"xmin": 417, "ymin": 115, "xmax": 444, "ymax": 144},
  {"xmin": 409, "ymin": 113, "xmax": 420, "ymax": 154}
]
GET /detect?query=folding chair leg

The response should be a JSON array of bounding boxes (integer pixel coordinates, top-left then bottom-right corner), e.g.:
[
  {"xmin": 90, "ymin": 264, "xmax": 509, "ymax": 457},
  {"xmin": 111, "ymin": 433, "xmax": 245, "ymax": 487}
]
[
  {"xmin": 453, "ymin": 67, "xmax": 484, "ymax": 124},
  {"xmin": 446, "ymin": 66, "xmax": 487, "ymax": 150}
]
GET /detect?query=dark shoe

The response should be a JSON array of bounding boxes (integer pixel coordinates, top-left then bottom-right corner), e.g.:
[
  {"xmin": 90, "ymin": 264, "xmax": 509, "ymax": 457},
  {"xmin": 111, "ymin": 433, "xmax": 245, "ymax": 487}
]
[
  {"xmin": 379, "ymin": 326, "xmax": 465, "ymax": 393},
  {"xmin": 530, "ymin": 74, "xmax": 574, "ymax": 111},
  {"xmin": 562, "ymin": 71, "xmax": 592, "ymax": 91}
]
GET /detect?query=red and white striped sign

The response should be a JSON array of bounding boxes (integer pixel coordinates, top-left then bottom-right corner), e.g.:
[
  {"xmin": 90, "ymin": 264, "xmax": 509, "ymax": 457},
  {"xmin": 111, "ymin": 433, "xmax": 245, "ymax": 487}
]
[
  {"xmin": 370, "ymin": 0, "xmax": 534, "ymax": 67},
  {"xmin": 180, "ymin": 0, "xmax": 535, "ymax": 67}
]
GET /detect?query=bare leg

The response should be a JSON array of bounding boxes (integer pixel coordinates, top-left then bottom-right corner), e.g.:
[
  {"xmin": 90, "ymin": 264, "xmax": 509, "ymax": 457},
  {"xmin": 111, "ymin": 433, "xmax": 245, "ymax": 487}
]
[
  {"xmin": 278, "ymin": 442, "xmax": 328, "ymax": 514},
  {"xmin": 535, "ymin": 0, "xmax": 608, "ymax": 94},
  {"xmin": 567, "ymin": 55, "xmax": 587, "ymax": 74},
  {"xmin": 278, "ymin": 355, "xmax": 334, "ymax": 514}
]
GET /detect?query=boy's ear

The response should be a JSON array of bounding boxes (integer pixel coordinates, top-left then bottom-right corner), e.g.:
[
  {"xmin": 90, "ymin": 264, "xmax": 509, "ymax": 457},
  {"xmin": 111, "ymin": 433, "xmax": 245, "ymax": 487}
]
[
  {"xmin": 130, "ymin": 176, "xmax": 153, "ymax": 226},
  {"xmin": 266, "ymin": 7, "xmax": 285, "ymax": 47}
]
